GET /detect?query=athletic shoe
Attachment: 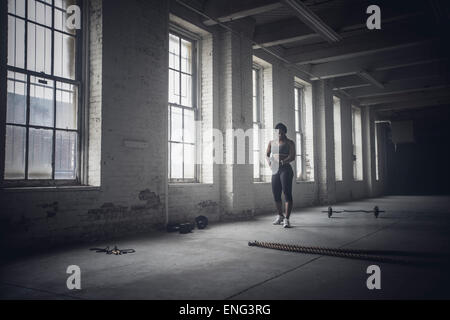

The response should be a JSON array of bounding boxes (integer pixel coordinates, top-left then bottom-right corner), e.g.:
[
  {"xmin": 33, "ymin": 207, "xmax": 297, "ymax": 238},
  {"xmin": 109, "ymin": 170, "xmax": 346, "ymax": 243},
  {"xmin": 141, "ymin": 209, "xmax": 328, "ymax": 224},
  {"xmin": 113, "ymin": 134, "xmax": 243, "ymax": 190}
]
[
  {"xmin": 273, "ymin": 215, "xmax": 284, "ymax": 225},
  {"xmin": 283, "ymin": 219, "xmax": 290, "ymax": 228}
]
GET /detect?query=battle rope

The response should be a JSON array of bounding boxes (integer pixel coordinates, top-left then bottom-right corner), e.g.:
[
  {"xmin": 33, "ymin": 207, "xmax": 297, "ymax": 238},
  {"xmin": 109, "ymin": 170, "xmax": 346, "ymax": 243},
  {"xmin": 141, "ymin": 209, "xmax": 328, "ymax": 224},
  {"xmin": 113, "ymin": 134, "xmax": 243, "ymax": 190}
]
[
  {"xmin": 248, "ymin": 241, "xmax": 411, "ymax": 265},
  {"xmin": 90, "ymin": 246, "xmax": 136, "ymax": 255}
]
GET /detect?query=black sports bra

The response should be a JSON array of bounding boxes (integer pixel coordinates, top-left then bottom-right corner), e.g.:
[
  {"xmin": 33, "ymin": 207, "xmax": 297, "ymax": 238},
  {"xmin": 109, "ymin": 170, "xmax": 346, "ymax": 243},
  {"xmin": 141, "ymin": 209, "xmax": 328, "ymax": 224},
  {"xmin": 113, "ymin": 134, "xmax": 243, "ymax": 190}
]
[{"xmin": 272, "ymin": 140, "xmax": 290, "ymax": 155}]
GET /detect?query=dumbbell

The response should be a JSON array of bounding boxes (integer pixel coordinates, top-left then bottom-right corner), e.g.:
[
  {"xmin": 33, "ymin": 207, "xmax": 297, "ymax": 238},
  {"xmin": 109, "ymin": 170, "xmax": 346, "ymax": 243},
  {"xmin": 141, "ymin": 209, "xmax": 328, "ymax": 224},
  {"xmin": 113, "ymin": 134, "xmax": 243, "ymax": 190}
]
[
  {"xmin": 166, "ymin": 222, "xmax": 195, "ymax": 233},
  {"xmin": 179, "ymin": 222, "xmax": 195, "ymax": 234}
]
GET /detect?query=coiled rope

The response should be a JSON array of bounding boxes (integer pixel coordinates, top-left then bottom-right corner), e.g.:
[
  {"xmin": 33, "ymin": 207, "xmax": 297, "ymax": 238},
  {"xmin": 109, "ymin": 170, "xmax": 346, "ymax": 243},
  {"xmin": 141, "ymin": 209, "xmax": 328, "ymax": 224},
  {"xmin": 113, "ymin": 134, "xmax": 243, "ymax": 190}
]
[{"xmin": 248, "ymin": 241, "xmax": 411, "ymax": 265}]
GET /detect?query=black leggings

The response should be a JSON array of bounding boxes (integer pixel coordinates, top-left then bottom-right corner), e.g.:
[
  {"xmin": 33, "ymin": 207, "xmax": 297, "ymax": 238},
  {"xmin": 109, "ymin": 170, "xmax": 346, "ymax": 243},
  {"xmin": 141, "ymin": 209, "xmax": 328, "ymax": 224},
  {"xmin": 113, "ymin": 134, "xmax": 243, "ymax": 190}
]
[{"xmin": 272, "ymin": 164, "xmax": 294, "ymax": 203}]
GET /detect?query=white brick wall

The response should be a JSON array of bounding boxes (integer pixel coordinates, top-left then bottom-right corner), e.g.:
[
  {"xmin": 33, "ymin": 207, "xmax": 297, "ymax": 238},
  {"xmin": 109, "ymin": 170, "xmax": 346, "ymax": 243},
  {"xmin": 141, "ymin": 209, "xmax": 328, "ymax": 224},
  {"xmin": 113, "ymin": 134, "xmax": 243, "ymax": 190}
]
[
  {"xmin": 88, "ymin": 0, "xmax": 102, "ymax": 187},
  {"xmin": 0, "ymin": 2, "xmax": 389, "ymax": 250},
  {"xmin": 1, "ymin": 0, "xmax": 170, "ymax": 250},
  {"xmin": 200, "ymin": 33, "xmax": 214, "ymax": 184}
]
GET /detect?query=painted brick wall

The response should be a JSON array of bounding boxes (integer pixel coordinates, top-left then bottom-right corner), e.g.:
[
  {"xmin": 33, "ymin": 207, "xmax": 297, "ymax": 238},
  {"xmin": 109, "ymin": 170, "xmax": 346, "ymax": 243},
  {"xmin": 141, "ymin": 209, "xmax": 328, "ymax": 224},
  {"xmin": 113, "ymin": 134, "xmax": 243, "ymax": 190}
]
[
  {"xmin": 1, "ymin": 0, "xmax": 170, "ymax": 251},
  {"xmin": 0, "ymin": 2, "xmax": 389, "ymax": 251},
  {"xmin": 88, "ymin": 0, "xmax": 102, "ymax": 187}
]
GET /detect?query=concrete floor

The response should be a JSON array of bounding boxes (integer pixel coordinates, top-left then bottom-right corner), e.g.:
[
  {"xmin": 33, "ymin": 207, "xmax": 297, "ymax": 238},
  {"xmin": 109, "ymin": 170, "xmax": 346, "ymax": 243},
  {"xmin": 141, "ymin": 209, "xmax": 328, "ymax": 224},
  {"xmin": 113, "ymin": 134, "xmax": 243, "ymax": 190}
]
[{"xmin": 1, "ymin": 196, "xmax": 450, "ymax": 300}]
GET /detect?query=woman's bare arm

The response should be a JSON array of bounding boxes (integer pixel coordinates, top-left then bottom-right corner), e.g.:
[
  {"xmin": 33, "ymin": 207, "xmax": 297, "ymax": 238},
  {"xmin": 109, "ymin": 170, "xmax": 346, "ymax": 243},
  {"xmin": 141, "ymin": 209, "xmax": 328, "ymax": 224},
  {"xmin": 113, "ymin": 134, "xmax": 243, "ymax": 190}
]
[
  {"xmin": 266, "ymin": 141, "xmax": 271, "ymax": 158},
  {"xmin": 266, "ymin": 141, "xmax": 272, "ymax": 165},
  {"xmin": 282, "ymin": 140, "xmax": 296, "ymax": 164}
]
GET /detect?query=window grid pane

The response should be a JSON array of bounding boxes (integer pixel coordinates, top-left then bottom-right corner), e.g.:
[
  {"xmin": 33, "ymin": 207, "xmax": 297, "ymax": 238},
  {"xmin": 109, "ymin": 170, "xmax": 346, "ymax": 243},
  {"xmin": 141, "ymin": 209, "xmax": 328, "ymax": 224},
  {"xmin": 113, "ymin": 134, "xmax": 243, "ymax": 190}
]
[
  {"xmin": 168, "ymin": 32, "xmax": 196, "ymax": 182},
  {"xmin": 296, "ymin": 132, "xmax": 302, "ymax": 179},
  {"xmin": 54, "ymin": 6, "xmax": 76, "ymax": 35},
  {"xmin": 295, "ymin": 84, "xmax": 314, "ymax": 182},
  {"xmin": 54, "ymin": 31, "xmax": 76, "ymax": 80},
  {"xmin": 5, "ymin": 0, "xmax": 82, "ymax": 182},
  {"xmin": 28, "ymin": 127, "xmax": 53, "ymax": 180},
  {"xmin": 294, "ymin": 87, "xmax": 302, "ymax": 180},
  {"xmin": 5, "ymin": 125, "xmax": 27, "ymax": 180},
  {"xmin": 8, "ymin": 15, "xmax": 26, "ymax": 69},
  {"xmin": 7, "ymin": 71, "xmax": 27, "ymax": 125},
  {"xmin": 180, "ymin": 39, "xmax": 192, "ymax": 74},
  {"xmin": 29, "ymin": 76, "xmax": 54, "ymax": 128},
  {"xmin": 55, "ymin": 130, "xmax": 77, "ymax": 179},
  {"xmin": 253, "ymin": 67, "xmax": 262, "ymax": 180},
  {"xmin": 375, "ymin": 124, "xmax": 379, "ymax": 181},
  {"xmin": 27, "ymin": 22, "xmax": 52, "ymax": 74},
  {"xmin": 333, "ymin": 96, "xmax": 342, "ymax": 181},
  {"xmin": 56, "ymin": 82, "xmax": 78, "ymax": 130},
  {"xmin": 352, "ymin": 107, "xmax": 363, "ymax": 181},
  {"xmin": 295, "ymin": 86, "xmax": 309, "ymax": 181},
  {"xmin": 8, "ymin": 0, "xmax": 27, "ymax": 18}
]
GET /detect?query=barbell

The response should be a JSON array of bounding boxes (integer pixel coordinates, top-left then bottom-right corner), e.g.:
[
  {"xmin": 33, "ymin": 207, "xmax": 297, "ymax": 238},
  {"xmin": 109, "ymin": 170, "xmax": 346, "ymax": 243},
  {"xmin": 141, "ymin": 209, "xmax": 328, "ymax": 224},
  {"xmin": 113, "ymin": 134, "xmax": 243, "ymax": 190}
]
[{"xmin": 323, "ymin": 206, "xmax": 385, "ymax": 218}]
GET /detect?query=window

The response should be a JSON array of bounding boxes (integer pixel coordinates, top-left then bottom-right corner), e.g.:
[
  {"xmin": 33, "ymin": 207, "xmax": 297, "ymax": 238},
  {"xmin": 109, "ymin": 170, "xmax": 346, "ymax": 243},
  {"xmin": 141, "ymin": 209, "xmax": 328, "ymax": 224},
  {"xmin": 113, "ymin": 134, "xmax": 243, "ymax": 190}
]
[
  {"xmin": 352, "ymin": 106, "xmax": 363, "ymax": 181},
  {"xmin": 374, "ymin": 123, "xmax": 379, "ymax": 181},
  {"xmin": 294, "ymin": 86, "xmax": 303, "ymax": 180},
  {"xmin": 333, "ymin": 96, "xmax": 342, "ymax": 181},
  {"xmin": 252, "ymin": 57, "xmax": 274, "ymax": 182},
  {"xmin": 294, "ymin": 82, "xmax": 314, "ymax": 181},
  {"xmin": 4, "ymin": 0, "xmax": 82, "ymax": 183},
  {"xmin": 252, "ymin": 65, "xmax": 262, "ymax": 180},
  {"xmin": 168, "ymin": 32, "xmax": 197, "ymax": 183}
]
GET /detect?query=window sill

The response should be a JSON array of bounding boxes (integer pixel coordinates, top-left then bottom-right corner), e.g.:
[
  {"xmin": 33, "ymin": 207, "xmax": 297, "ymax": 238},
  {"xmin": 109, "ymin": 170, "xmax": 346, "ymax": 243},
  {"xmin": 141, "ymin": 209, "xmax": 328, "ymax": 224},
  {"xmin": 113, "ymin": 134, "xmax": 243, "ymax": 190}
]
[
  {"xmin": 254, "ymin": 181, "xmax": 271, "ymax": 185},
  {"xmin": 296, "ymin": 180, "xmax": 315, "ymax": 184},
  {"xmin": 169, "ymin": 183, "xmax": 214, "ymax": 188},
  {"xmin": 1, "ymin": 185, "xmax": 102, "ymax": 193}
]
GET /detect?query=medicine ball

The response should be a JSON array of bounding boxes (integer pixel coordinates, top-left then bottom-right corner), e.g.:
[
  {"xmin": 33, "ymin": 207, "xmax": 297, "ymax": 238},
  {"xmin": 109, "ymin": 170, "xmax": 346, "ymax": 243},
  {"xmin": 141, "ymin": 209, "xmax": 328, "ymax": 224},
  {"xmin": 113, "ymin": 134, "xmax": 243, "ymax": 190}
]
[{"xmin": 195, "ymin": 215, "xmax": 208, "ymax": 229}]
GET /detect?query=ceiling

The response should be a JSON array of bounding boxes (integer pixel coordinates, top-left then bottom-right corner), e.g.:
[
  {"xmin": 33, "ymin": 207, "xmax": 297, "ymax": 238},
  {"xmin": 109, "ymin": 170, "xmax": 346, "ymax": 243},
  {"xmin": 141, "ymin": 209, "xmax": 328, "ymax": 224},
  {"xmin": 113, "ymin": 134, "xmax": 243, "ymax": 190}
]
[{"xmin": 175, "ymin": 0, "xmax": 450, "ymax": 118}]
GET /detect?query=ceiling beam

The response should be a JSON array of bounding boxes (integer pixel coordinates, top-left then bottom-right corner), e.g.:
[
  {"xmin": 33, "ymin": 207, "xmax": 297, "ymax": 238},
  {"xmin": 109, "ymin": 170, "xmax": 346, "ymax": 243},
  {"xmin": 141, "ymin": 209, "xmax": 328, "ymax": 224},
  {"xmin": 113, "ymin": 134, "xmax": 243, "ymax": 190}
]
[
  {"xmin": 253, "ymin": 18, "xmax": 319, "ymax": 48},
  {"xmin": 285, "ymin": 21, "xmax": 434, "ymax": 65},
  {"xmin": 333, "ymin": 61, "xmax": 447, "ymax": 90},
  {"xmin": 373, "ymin": 96, "xmax": 450, "ymax": 111},
  {"xmin": 253, "ymin": 6, "xmax": 422, "ymax": 49},
  {"xmin": 281, "ymin": 0, "xmax": 341, "ymax": 43},
  {"xmin": 202, "ymin": 0, "xmax": 283, "ymax": 26},
  {"xmin": 357, "ymin": 70, "xmax": 385, "ymax": 89},
  {"xmin": 344, "ymin": 77, "xmax": 450, "ymax": 98},
  {"xmin": 300, "ymin": 43, "xmax": 445, "ymax": 80},
  {"xmin": 332, "ymin": 78, "xmax": 371, "ymax": 90},
  {"xmin": 360, "ymin": 88, "xmax": 450, "ymax": 106}
]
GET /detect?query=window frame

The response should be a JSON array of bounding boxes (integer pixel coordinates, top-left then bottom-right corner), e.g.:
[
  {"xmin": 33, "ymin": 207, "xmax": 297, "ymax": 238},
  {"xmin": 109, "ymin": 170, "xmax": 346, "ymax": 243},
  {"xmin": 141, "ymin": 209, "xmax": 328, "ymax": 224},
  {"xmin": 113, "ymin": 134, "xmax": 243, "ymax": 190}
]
[
  {"xmin": 252, "ymin": 63, "xmax": 263, "ymax": 182},
  {"xmin": 294, "ymin": 84, "xmax": 305, "ymax": 181},
  {"xmin": 333, "ymin": 96, "xmax": 343, "ymax": 181},
  {"xmin": 352, "ymin": 106, "xmax": 363, "ymax": 181},
  {"xmin": 168, "ymin": 29, "xmax": 199, "ymax": 184},
  {"xmin": 294, "ymin": 81, "xmax": 315, "ymax": 182},
  {"xmin": 1, "ymin": 0, "xmax": 85, "ymax": 187},
  {"xmin": 374, "ymin": 122, "xmax": 379, "ymax": 181}
]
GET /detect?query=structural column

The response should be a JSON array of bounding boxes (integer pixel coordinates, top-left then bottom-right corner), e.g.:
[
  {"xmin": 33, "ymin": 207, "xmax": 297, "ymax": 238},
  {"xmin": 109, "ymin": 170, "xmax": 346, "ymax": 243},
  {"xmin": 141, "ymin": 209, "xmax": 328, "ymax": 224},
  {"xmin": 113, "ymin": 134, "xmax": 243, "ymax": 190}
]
[
  {"xmin": 217, "ymin": 20, "xmax": 255, "ymax": 219},
  {"xmin": 312, "ymin": 79, "xmax": 336, "ymax": 204},
  {"xmin": 363, "ymin": 106, "xmax": 375, "ymax": 197}
]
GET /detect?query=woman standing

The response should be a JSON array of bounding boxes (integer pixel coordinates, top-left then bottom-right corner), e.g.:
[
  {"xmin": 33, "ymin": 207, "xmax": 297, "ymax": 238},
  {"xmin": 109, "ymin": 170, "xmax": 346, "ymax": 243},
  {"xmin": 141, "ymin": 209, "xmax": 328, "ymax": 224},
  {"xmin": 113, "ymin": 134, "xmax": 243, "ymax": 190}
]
[{"xmin": 266, "ymin": 123, "xmax": 296, "ymax": 228}]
